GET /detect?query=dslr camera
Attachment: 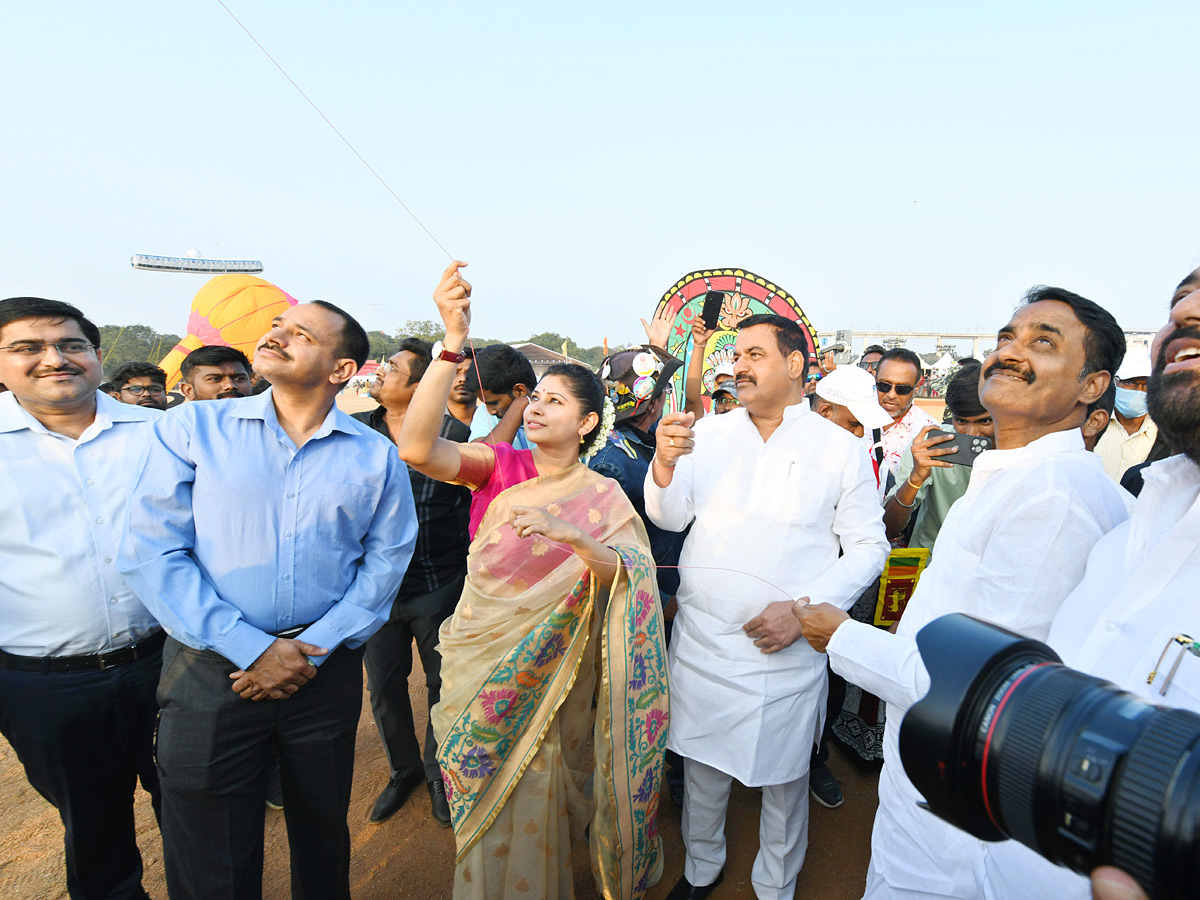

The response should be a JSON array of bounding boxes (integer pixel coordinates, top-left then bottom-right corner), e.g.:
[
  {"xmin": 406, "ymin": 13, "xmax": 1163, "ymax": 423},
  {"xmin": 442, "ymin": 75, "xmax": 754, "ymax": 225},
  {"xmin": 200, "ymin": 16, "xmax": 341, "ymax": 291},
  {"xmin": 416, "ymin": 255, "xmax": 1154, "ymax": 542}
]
[{"xmin": 900, "ymin": 613, "xmax": 1200, "ymax": 900}]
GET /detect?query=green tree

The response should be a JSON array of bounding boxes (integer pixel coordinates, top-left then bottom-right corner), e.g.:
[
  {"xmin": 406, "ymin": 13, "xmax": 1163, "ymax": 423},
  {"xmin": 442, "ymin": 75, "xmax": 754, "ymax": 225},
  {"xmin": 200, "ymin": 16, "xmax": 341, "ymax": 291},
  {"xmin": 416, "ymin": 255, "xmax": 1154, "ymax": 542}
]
[
  {"xmin": 395, "ymin": 319, "xmax": 444, "ymax": 343},
  {"xmin": 366, "ymin": 330, "xmax": 399, "ymax": 362},
  {"xmin": 98, "ymin": 324, "xmax": 183, "ymax": 378}
]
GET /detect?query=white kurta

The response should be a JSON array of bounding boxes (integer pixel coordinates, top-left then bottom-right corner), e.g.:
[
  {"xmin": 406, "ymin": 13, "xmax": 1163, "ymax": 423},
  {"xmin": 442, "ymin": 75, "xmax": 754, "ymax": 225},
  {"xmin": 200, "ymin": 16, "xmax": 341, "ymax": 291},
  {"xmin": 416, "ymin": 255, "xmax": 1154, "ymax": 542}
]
[
  {"xmin": 979, "ymin": 453, "xmax": 1200, "ymax": 900},
  {"xmin": 644, "ymin": 402, "xmax": 888, "ymax": 786},
  {"xmin": 826, "ymin": 429, "xmax": 1132, "ymax": 899}
]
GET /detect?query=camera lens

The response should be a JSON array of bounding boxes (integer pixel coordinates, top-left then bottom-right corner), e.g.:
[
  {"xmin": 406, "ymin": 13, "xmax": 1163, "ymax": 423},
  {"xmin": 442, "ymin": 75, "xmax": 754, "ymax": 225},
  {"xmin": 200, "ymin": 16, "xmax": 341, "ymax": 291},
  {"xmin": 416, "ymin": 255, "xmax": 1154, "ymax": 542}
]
[{"xmin": 900, "ymin": 613, "xmax": 1200, "ymax": 900}]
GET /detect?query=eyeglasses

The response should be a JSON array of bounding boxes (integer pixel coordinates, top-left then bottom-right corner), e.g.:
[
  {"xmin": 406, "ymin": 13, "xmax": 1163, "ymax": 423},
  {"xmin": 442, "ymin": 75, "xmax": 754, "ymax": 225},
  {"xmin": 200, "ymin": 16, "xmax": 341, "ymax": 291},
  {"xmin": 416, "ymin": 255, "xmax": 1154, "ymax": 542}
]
[
  {"xmin": 858, "ymin": 360, "xmax": 880, "ymax": 372},
  {"xmin": 1148, "ymin": 634, "xmax": 1200, "ymax": 696},
  {"xmin": 121, "ymin": 384, "xmax": 167, "ymax": 397},
  {"xmin": 1117, "ymin": 379, "xmax": 1148, "ymax": 392},
  {"xmin": 876, "ymin": 381, "xmax": 915, "ymax": 396},
  {"xmin": 0, "ymin": 340, "xmax": 96, "ymax": 356}
]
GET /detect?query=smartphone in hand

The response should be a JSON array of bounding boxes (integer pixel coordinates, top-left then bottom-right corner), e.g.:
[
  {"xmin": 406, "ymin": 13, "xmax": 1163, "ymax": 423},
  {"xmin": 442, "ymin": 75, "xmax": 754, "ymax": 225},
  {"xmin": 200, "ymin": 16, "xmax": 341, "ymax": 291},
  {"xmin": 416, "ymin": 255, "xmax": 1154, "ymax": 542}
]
[
  {"xmin": 939, "ymin": 431, "xmax": 994, "ymax": 467},
  {"xmin": 701, "ymin": 291, "xmax": 724, "ymax": 330}
]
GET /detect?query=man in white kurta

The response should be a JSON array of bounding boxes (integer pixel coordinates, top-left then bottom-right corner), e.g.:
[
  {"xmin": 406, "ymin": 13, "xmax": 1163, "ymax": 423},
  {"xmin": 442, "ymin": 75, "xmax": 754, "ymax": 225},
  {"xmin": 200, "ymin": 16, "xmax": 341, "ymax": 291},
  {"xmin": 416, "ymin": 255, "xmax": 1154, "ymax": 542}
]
[
  {"xmin": 646, "ymin": 314, "xmax": 889, "ymax": 900},
  {"xmin": 977, "ymin": 269, "xmax": 1200, "ymax": 900},
  {"xmin": 797, "ymin": 288, "xmax": 1133, "ymax": 900}
]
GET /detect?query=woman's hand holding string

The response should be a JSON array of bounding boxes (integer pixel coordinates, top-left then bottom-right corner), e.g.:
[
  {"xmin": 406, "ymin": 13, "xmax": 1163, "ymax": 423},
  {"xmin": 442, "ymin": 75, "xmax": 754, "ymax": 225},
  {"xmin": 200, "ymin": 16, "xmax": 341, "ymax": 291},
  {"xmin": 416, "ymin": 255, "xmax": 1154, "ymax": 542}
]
[{"xmin": 510, "ymin": 505, "xmax": 620, "ymax": 589}]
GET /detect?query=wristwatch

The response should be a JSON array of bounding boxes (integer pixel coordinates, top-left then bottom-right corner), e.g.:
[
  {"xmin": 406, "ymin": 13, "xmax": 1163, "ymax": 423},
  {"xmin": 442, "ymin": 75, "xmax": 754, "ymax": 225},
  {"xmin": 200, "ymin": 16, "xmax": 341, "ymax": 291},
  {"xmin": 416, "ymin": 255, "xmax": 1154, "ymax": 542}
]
[{"xmin": 431, "ymin": 341, "xmax": 465, "ymax": 364}]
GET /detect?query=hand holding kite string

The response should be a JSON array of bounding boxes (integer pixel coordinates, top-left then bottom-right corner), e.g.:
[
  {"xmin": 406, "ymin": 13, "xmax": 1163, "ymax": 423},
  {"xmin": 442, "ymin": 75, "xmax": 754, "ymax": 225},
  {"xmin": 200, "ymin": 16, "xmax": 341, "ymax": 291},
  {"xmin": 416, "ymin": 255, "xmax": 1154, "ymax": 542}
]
[
  {"xmin": 744, "ymin": 600, "xmax": 805, "ymax": 654},
  {"xmin": 689, "ymin": 318, "xmax": 715, "ymax": 347},
  {"xmin": 433, "ymin": 260, "xmax": 472, "ymax": 342},
  {"xmin": 652, "ymin": 411, "xmax": 695, "ymax": 485},
  {"xmin": 792, "ymin": 598, "xmax": 849, "ymax": 654}
]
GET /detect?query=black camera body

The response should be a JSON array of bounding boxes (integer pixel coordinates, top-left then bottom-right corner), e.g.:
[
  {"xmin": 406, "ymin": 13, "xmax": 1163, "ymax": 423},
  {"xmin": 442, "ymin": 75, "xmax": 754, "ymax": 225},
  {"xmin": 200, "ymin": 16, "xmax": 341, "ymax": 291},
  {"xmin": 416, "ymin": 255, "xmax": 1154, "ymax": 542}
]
[{"xmin": 900, "ymin": 613, "xmax": 1200, "ymax": 900}]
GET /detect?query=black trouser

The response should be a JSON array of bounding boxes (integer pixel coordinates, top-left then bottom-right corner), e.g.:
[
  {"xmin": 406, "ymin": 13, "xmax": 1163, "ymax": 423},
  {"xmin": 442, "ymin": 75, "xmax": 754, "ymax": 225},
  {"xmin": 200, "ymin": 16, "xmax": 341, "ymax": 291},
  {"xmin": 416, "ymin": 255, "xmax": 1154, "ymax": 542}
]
[
  {"xmin": 155, "ymin": 638, "xmax": 364, "ymax": 900},
  {"xmin": 363, "ymin": 576, "xmax": 462, "ymax": 783},
  {"xmin": 0, "ymin": 647, "xmax": 161, "ymax": 900},
  {"xmin": 810, "ymin": 664, "xmax": 847, "ymax": 767}
]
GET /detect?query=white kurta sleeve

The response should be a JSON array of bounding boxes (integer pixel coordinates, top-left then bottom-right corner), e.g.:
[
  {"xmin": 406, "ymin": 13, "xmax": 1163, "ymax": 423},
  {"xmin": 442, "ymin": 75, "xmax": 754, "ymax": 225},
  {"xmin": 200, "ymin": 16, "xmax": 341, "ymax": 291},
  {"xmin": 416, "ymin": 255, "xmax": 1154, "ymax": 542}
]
[
  {"xmin": 644, "ymin": 447, "xmax": 695, "ymax": 532},
  {"xmin": 827, "ymin": 620, "xmax": 929, "ymax": 709},
  {"xmin": 803, "ymin": 447, "xmax": 889, "ymax": 609}
]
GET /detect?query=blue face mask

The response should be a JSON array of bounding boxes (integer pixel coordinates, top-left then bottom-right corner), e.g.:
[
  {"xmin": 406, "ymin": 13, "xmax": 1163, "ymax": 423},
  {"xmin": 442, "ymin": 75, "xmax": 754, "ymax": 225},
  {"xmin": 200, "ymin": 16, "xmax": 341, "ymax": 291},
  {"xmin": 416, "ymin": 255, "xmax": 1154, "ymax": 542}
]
[{"xmin": 1114, "ymin": 386, "xmax": 1148, "ymax": 418}]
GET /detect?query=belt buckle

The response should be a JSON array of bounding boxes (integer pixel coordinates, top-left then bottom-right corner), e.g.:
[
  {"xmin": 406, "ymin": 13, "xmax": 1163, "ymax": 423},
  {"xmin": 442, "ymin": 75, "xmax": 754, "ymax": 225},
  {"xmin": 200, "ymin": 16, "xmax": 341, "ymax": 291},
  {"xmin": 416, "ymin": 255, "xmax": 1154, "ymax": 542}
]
[{"xmin": 96, "ymin": 650, "xmax": 120, "ymax": 671}]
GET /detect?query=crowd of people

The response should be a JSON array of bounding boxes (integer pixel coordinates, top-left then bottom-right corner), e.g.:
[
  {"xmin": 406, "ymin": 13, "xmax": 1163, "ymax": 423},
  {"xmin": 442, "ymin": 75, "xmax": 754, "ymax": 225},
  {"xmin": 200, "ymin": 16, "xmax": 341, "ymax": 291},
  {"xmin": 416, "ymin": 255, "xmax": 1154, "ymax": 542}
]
[{"xmin": 0, "ymin": 258, "xmax": 1196, "ymax": 900}]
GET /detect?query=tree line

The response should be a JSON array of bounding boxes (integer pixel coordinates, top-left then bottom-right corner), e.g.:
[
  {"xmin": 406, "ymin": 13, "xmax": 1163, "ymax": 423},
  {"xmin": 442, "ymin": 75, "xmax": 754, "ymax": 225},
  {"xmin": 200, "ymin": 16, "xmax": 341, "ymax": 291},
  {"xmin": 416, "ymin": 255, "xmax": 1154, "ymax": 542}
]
[{"xmin": 95, "ymin": 320, "xmax": 607, "ymax": 378}]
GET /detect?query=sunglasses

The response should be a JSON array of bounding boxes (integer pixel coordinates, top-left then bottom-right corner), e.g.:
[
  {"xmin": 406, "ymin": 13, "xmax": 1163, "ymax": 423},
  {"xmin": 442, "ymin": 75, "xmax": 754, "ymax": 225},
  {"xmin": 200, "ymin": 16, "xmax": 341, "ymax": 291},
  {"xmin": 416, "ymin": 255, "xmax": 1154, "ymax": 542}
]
[{"xmin": 876, "ymin": 381, "xmax": 915, "ymax": 396}]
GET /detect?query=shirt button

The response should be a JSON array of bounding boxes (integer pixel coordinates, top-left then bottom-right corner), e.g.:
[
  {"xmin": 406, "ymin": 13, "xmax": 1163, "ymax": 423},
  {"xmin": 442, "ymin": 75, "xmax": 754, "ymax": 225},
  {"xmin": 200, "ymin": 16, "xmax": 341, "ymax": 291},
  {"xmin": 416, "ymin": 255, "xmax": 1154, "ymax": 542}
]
[
  {"xmin": 95, "ymin": 516, "xmax": 105, "ymax": 524},
  {"xmin": 288, "ymin": 492, "xmax": 296, "ymax": 499},
  {"xmin": 109, "ymin": 597, "xmax": 118, "ymax": 605},
  {"xmin": 285, "ymin": 531, "xmax": 293, "ymax": 539},
  {"xmin": 86, "ymin": 479, "xmax": 95, "ymax": 485},
  {"xmin": 1104, "ymin": 620, "xmax": 1117, "ymax": 632},
  {"xmin": 283, "ymin": 574, "xmax": 291, "ymax": 582},
  {"xmin": 104, "ymin": 557, "xmax": 113, "ymax": 564}
]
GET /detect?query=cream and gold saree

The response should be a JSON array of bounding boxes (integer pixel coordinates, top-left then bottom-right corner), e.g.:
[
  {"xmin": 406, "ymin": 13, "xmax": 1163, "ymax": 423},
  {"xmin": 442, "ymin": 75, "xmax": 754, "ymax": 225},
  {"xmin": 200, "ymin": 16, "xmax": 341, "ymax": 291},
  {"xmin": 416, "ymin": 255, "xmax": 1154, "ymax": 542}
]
[{"xmin": 433, "ymin": 461, "xmax": 669, "ymax": 900}]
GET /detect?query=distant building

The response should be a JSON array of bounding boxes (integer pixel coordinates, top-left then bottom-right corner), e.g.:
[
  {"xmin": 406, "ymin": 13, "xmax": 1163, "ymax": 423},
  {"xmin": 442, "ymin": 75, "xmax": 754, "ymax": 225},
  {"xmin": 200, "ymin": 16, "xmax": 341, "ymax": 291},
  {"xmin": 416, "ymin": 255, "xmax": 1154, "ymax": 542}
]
[{"xmin": 509, "ymin": 343, "xmax": 590, "ymax": 378}]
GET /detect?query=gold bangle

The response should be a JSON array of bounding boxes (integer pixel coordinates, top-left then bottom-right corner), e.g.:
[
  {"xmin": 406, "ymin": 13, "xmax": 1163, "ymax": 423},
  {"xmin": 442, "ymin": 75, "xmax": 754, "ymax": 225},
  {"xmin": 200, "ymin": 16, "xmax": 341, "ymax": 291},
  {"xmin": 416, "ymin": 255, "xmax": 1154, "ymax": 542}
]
[{"xmin": 906, "ymin": 475, "xmax": 922, "ymax": 491}]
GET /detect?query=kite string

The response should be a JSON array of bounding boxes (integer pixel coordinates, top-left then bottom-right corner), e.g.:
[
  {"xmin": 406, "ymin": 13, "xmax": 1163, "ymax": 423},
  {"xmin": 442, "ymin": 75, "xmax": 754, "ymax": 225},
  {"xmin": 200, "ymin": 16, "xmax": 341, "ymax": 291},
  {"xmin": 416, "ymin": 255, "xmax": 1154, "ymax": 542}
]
[
  {"xmin": 214, "ymin": 1, "xmax": 797, "ymax": 605},
  {"xmin": 214, "ymin": 0, "xmax": 454, "ymax": 261}
]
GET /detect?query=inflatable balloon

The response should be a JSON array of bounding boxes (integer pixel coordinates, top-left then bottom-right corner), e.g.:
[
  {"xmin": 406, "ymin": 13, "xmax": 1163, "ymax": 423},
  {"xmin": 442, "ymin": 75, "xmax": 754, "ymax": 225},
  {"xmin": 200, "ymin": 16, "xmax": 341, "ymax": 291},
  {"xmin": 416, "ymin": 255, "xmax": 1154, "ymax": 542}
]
[
  {"xmin": 652, "ymin": 268, "xmax": 819, "ymax": 412},
  {"xmin": 158, "ymin": 275, "xmax": 298, "ymax": 389}
]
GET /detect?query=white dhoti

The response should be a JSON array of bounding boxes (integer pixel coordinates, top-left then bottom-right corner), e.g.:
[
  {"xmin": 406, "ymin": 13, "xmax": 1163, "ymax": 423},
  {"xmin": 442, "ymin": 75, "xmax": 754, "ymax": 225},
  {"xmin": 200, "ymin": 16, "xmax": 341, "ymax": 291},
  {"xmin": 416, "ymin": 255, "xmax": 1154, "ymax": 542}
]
[{"xmin": 681, "ymin": 757, "xmax": 810, "ymax": 900}]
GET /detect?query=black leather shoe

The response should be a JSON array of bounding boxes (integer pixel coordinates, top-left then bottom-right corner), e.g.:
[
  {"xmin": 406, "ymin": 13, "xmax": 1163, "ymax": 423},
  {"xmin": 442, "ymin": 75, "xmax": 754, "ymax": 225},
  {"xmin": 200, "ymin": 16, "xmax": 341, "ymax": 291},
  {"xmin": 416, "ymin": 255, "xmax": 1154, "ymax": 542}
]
[
  {"xmin": 428, "ymin": 778, "xmax": 452, "ymax": 828},
  {"xmin": 369, "ymin": 770, "xmax": 423, "ymax": 823},
  {"xmin": 664, "ymin": 869, "xmax": 724, "ymax": 900}
]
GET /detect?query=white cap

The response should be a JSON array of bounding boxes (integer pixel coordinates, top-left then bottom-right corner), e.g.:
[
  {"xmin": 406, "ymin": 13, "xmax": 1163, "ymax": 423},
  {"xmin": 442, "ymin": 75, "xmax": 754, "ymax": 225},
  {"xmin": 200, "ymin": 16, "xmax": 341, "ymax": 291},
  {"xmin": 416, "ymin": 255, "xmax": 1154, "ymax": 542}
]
[
  {"xmin": 815, "ymin": 365, "xmax": 894, "ymax": 430},
  {"xmin": 714, "ymin": 361, "xmax": 735, "ymax": 379},
  {"xmin": 1117, "ymin": 349, "xmax": 1151, "ymax": 380}
]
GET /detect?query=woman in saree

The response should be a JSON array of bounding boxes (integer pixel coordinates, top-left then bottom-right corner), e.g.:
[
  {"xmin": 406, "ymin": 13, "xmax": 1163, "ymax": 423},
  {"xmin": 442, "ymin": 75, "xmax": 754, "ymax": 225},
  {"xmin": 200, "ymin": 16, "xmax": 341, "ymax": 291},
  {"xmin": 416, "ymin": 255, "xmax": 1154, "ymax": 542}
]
[{"xmin": 396, "ymin": 261, "xmax": 669, "ymax": 900}]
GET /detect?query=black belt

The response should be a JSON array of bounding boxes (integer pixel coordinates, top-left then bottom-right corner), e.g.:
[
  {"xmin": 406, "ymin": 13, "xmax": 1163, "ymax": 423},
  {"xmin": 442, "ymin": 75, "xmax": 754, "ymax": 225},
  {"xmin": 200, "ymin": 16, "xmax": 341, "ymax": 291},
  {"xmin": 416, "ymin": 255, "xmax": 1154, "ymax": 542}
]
[
  {"xmin": 272, "ymin": 624, "xmax": 314, "ymax": 639},
  {"xmin": 0, "ymin": 630, "xmax": 166, "ymax": 674}
]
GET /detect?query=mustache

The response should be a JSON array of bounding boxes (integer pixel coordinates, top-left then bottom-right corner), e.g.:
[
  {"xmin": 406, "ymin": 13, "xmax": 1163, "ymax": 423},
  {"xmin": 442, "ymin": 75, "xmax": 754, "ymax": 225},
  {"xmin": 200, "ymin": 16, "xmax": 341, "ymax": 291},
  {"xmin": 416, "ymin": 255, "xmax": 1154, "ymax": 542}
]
[
  {"xmin": 984, "ymin": 360, "xmax": 1035, "ymax": 384},
  {"xmin": 35, "ymin": 364, "xmax": 83, "ymax": 377},
  {"xmin": 1154, "ymin": 325, "xmax": 1200, "ymax": 372},
  {"xmin": 257, "ymin": 341, "xmax": 290, "ymax": 361}
]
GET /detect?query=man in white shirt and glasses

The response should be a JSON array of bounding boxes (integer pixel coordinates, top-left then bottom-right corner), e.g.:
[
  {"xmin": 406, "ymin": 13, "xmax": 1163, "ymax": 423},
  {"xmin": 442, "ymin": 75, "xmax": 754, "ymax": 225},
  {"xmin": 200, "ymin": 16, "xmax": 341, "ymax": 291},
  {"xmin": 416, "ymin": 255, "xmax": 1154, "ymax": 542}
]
[
  {"xmin": 797, "ymin": 286, "xmax": 1132, "ymax": 900},
  {"xmin": 977, "ymin": 268, "xmax": 1200, "ymax": 900},
  {"xmin": 0, "ymin": 296, "xmax": 163, "ymax": 900},
  {"xmin": 646, "ymin": 313, "xmax": 889, "ymax": 900}
]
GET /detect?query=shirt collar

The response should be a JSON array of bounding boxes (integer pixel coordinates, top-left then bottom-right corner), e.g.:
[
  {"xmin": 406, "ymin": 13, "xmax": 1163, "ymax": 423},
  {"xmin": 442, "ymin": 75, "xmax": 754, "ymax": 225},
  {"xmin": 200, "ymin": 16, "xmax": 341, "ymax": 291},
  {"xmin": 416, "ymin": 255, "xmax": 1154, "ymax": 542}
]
[
  {"xmin": 973, "ymin": 427, "xmax": 1084, "ymax": 474},
  {"xmin": 228, "ymin": 388, "xmax": 356, "ymax": 442},
  {"xmin": 782, "ymin": 401, "xmax": 810, "ymax": 421},
  {"xmin": 0, "ymin": 389, "xmax": 150, "ymax": 436},
  {"xmin": 1142, "ymin": 453, "xmax": 1200, "ymax": 489}
]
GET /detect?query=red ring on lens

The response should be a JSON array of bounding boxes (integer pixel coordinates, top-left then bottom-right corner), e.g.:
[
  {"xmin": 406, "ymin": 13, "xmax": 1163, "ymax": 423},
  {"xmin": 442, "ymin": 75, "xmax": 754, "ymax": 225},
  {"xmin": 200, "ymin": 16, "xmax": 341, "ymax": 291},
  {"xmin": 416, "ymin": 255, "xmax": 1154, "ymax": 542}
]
[{"xmin": 980, "ymin": 662, "xmax": 1054, "ymax": 828}]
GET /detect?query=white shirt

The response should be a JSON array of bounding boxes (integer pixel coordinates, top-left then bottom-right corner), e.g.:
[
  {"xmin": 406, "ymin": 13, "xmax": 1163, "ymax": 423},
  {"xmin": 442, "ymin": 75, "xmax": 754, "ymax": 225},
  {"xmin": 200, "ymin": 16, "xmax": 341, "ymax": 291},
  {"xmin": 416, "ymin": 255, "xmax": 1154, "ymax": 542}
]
[
  {"xmin": 0, "ymin": 391, "xmax": 161, "ymax": 656},
  {"xmin": 644, "ymin": 401, "xmax": 888, "ymax": 785},
  {"xmin": 979, "ymin": 453, "xmax": 1200, "ymax": 900},
  {"xmin": 1095, "ymin": 414, "xmax": 1157, "ymax": 482},
  {"xmin": 826, "ymin": 429, "xmax": 1131, "ymax": 898}
]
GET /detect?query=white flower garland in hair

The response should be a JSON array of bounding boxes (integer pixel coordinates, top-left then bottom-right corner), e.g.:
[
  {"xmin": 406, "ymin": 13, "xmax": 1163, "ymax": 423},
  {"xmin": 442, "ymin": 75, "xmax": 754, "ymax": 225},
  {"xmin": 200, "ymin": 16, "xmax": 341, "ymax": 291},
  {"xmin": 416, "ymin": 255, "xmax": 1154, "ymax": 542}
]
[{"xmin": 579, "ymin": 396, "xmax": 616, "ymax": 463}]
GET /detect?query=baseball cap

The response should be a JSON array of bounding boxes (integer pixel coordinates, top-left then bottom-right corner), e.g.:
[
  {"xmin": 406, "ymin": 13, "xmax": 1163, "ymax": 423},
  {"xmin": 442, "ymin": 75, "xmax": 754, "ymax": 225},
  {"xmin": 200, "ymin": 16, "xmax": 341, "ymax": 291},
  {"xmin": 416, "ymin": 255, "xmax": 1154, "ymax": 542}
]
[
  {"xmin": 814, "ymin": 365, "xmax": 893, "ymax": 430},
  {"xmin": 1116, "ymin": 349, "xmax": 1151, "ymax": 381},
  {"xmin": 712, "ymin": 381, "xmax": 738, "ymax": 400},
  {"xmin": 714, "ymin": 361, "xmax": 735, "ymax": 380}
]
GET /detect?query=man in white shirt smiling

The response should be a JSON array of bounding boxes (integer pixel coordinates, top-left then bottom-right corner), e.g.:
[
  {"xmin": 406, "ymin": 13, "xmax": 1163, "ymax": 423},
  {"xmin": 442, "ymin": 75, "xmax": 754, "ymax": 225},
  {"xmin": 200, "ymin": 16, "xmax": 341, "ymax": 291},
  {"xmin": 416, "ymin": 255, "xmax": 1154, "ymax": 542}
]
[
  {"xmin": 646, "ymin": 313, "xmax": 889, "ymax": 900},
  {"xmin": 0, "ymin": 297, "xmax": 163, "ymax": 900},
  {"xmin": 978, "ymin": 268, "xmax": 1200, "ymax": 900},
  {"xmin": 796, "ymin": 286, "xmax": 1132, "ymax": 900}
]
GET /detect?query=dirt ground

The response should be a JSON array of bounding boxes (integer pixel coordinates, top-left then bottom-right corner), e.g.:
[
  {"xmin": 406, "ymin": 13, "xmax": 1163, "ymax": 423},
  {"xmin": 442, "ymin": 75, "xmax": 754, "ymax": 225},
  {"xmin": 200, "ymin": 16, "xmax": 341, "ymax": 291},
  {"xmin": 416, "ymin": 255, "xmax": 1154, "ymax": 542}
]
[
  {"xmin": 0, "ymin": 658, "xmax": 880, "ymax": 900},
  {"xmin": 0, "ymin": 391, "xmax": 887, "ymax": 898}
]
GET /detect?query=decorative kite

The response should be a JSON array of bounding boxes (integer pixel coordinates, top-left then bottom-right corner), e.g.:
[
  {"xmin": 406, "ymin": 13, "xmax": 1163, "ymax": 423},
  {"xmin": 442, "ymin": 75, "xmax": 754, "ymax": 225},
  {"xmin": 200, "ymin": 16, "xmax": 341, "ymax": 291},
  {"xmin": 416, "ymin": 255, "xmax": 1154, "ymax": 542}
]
[
  {"xmin": 653, "ymin": 268, "xmax": 819, "ymax": 411},
  {"xmin": 157, "ymin": 274, "xmax": 298, "ymax": 389}
]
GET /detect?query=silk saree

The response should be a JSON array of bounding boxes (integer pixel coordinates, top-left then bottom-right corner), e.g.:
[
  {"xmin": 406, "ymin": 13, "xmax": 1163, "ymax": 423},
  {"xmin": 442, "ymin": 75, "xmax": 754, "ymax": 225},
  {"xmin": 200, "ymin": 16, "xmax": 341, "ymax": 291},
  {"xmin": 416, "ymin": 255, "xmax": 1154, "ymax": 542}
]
[{"xmin": 433, "ymin": 459, "xmax": 669, "ymax": 900}]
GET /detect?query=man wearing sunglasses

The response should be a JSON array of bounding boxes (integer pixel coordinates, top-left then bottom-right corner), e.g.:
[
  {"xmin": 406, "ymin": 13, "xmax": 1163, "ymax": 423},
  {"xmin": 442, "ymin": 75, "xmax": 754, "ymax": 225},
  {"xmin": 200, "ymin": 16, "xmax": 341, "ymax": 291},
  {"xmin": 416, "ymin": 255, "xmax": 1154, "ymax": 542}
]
[
  {"xmin": 867, "ymin": 348, "xmax": 939, "ymax": 494},
  {"xmin": 110, "ymin": 361, "xmax": 169, "ymax": 411}
]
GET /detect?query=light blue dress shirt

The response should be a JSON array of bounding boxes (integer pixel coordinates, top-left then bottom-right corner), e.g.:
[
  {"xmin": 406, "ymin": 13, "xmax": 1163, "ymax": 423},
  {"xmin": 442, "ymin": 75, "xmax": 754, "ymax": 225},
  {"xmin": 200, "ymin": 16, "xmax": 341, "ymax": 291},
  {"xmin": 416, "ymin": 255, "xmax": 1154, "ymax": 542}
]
[
  {"xmin": 118, "ymin": 390, "xmax": 417, "ymax": 671},
  {"xmin": 0, "ymin": 391, "xmax": 161, "ymax": 656},
  {"xmin": 468, "ymin": 402, "xmax": 529, "ymax": 449}
]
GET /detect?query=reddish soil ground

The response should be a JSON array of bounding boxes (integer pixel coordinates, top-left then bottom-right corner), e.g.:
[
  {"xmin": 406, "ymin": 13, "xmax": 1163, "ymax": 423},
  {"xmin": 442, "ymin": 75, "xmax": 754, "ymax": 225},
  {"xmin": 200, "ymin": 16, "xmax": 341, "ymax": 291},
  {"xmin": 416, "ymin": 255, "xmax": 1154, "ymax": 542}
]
[{"xmin": 0, "ymin": 661, "xmax": 880, "ymax": 899}]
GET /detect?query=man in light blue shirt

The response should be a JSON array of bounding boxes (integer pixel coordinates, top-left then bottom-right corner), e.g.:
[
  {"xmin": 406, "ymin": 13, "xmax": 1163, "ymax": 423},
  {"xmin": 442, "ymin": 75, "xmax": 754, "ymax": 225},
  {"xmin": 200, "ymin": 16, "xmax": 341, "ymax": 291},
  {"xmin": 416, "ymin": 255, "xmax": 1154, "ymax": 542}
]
[
  {"xmin": 464, "ymin": 342, "xmax": 534, "ymax": 448},
  {"xmin": 0, "ymin": 296, "xmax": 163, "ymax": 900},
  {"xmin": 120, "ymin": 300, "xmax": 416, "ymax": 899}
]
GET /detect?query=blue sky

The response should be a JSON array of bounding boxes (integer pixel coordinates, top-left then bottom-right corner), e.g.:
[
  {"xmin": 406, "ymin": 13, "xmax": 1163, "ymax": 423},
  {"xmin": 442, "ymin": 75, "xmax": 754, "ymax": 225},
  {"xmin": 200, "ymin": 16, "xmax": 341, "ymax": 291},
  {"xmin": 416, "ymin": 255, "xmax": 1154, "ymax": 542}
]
[{"xmin": 3, "ymin": 1, "xmax": 1196, "ymax": 350}]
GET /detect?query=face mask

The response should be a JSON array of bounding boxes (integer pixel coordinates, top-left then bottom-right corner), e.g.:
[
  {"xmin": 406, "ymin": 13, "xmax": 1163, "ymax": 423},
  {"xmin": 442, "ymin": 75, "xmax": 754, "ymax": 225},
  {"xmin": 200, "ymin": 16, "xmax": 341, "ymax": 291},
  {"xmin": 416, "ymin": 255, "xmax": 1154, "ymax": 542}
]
[{"xmin": 1114, "ymin": 386, "xmax": 1148, "ymax": 418}]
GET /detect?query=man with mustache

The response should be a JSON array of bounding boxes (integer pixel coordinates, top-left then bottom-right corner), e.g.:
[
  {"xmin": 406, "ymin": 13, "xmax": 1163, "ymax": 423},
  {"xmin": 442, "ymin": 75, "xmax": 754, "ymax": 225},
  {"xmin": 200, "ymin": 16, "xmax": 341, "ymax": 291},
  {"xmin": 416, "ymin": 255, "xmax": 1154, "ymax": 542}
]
[
  {"xmin": 977, "ymin": 268, "xmax": 1200, "ymax": 900},
  {"xmin": 647, "ymin": 314, "xmax": 889, "ymax": 900},
  {"xmin": 119, "ymin": 301, "xmax": 418, "ymax": 898},
  {"xmin": 0, "ymin": 297, "xmax": 164, "ymax": 899},
  {"xmin": 177, "ymin": 345, "xmax": 253, "ymax": 401},
  {"xmin": 796, "ymin": 286, "xmax": 1131, "ymax": 900}
]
